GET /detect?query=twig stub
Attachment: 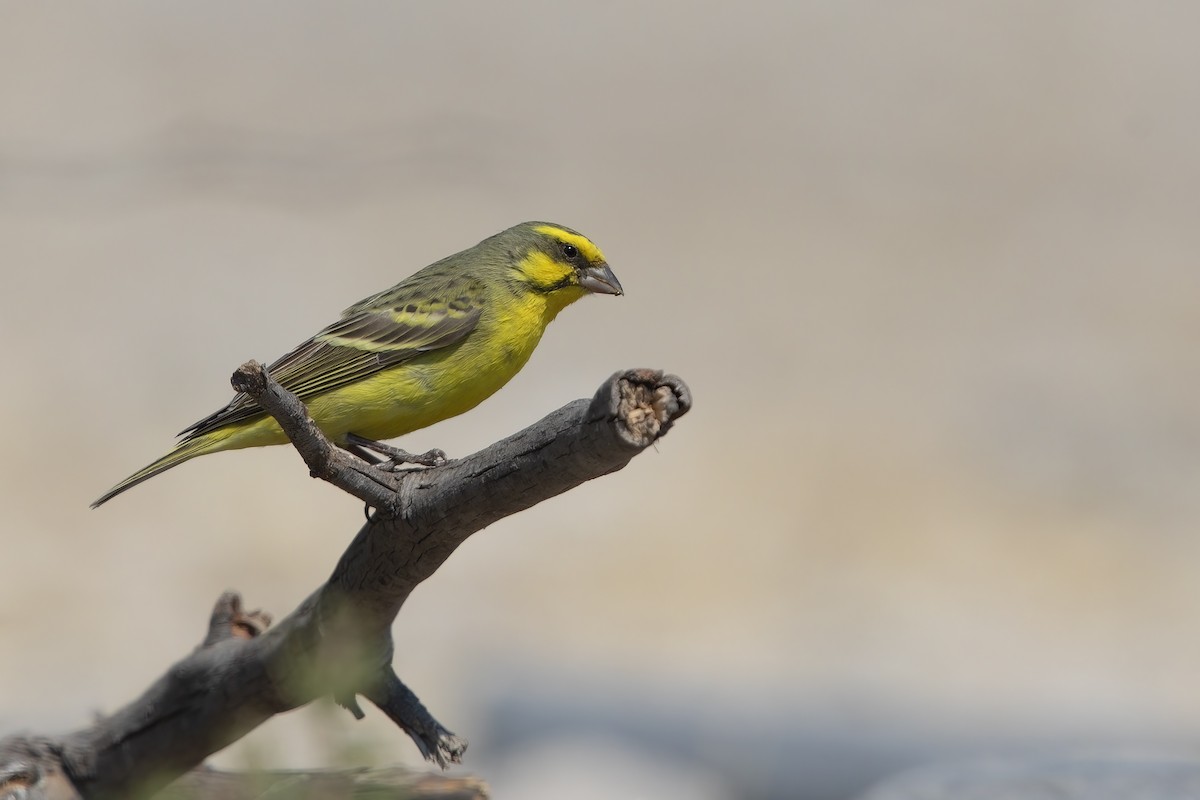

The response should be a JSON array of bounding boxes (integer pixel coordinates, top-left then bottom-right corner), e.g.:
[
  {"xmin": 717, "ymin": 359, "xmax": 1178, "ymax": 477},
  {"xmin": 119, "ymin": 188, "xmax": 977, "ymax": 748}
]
[
  {"xmin": 202, "ymin": 591, "xmax": 272, "ymax": 648},
  {"xmin": 229, "ymin": 360, "xmax": 268, "ymax": 396}
]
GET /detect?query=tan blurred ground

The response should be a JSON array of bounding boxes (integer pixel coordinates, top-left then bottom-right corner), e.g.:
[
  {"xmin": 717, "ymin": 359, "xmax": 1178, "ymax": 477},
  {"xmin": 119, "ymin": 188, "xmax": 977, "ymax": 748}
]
[{"xmin": 3, "ymin": 2, "xmax": 1200, "ymax": 797}]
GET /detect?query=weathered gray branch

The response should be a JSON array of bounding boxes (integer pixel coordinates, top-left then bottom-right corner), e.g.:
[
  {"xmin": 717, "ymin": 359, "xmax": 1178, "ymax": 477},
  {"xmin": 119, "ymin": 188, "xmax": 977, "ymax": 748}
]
[{"xmin": 0, "ymin": 367, "xmax": 691, "ymax": 800}]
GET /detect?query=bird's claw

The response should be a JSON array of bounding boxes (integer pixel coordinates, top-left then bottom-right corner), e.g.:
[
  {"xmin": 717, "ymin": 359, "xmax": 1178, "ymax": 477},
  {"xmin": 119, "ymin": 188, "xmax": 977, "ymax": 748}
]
[
  {"xmin": 345, "ymin": 433, "xmax": 448, "ymax": 471},
  {"xmin": 380, "ymin": 448, "xmax": 447, "ymax": 471}
]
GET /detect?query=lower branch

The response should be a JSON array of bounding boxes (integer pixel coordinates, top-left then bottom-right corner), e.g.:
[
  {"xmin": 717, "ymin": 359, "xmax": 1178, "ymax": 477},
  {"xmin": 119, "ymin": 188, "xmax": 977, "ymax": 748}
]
[{"xmin": 159, "ymin": 765, "xmax": 489, "ymax": 800}]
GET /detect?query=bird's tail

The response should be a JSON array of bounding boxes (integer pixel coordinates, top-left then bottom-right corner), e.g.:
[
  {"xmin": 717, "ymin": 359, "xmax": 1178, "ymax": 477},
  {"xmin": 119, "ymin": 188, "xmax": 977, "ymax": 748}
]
[{"xmin": 91, "ymin": 434, "xmax": 223, "ymax": 508}]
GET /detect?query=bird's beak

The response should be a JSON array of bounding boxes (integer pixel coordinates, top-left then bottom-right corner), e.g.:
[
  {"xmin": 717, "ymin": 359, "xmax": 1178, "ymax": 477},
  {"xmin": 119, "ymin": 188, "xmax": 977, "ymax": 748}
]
[{"xmin": 578, "ymin": 262, "xmax": 623, "ymax": 296}]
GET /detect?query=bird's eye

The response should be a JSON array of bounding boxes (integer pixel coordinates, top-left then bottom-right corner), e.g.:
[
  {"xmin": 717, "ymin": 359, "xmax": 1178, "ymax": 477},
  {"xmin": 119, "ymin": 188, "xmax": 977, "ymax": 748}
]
[{"xmin": 560, "ymin": 243, "xmax": 579, "ymax": 260}]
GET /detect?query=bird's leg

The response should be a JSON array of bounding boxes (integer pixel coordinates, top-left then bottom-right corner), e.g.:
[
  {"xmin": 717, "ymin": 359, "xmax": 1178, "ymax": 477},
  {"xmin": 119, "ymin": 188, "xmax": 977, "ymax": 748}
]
[
  {"xmin": 343, "ymin": 440, "xmax": 388, "ymax": 466},
  {"xmin": 344, "ymin": 433, "xmax": 448, "ymax": 470}
]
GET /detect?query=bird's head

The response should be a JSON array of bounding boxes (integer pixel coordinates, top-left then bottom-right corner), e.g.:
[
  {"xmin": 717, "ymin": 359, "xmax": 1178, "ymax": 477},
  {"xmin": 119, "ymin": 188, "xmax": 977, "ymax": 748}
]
[{"xmin": 504, "ymin": 222, "xmax": 623, "ymax": 304}]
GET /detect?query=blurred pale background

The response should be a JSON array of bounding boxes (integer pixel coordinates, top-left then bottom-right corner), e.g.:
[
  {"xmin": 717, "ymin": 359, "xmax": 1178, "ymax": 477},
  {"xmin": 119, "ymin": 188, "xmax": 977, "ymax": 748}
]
[{"xmin": 3, "ymin": 3, "xmax": 1200, "ymax": 799}]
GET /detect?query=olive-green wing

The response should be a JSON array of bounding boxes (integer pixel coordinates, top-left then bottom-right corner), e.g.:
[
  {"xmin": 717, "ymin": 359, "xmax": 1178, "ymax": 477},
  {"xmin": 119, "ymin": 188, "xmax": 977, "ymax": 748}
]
[{"xmin": 181, "ymin": 301, "xmax": 481, "ymax": 438}]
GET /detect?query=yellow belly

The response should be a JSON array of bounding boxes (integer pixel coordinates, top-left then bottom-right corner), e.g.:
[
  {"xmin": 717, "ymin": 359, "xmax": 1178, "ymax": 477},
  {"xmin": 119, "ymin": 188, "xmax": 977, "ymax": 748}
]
[{"xmin": 307, "ymin": 349, "xmax": 526, "ymax": 443}]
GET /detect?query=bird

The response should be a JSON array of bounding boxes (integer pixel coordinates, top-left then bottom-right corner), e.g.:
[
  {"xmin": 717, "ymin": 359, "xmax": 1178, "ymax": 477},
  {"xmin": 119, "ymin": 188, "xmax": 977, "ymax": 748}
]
[{"xmin": 92, "ymin": 221, "xmax": 623, "ymax": 507}]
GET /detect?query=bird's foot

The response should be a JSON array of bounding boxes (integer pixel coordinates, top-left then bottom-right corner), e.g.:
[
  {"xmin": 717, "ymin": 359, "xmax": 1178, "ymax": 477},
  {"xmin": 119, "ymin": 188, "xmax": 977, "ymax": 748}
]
[
  {"xmin": 379, "ymin": 447, "xmax": 448, "ymax": 471},
  {"xmin": 345, "ymin": 433, "xmax": 448, "ymax": 470}
]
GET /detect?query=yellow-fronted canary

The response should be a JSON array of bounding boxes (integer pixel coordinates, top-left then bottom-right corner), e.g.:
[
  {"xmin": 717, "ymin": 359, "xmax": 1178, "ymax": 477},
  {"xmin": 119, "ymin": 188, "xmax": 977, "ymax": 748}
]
[{"xmin": 93, "ymin": 222, "xmax": 622, "ymax": 507}]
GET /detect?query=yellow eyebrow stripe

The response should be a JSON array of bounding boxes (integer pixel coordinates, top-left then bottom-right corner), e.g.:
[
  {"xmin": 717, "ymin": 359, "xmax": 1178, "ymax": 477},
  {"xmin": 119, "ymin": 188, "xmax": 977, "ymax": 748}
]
[{"xmin": 534, "ymin": 224, "xmax": 607, "ymax": 263}]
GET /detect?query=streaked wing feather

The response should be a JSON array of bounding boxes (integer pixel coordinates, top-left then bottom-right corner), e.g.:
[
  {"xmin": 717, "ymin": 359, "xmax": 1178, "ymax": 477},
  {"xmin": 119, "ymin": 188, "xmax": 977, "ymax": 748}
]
[{"xmin": 180, "ymin": 302, "xmax": 481, "ymax": 438}]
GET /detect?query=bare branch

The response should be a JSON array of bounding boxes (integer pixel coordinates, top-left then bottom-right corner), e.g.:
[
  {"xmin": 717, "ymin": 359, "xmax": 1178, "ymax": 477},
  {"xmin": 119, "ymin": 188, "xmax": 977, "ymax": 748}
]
[
  {"xmin": 159, "ymin": 765, "xmax": 490, "ymax": 800},
  {"xmin": 1, "ymin": 367, "xmax": 691, "ymax": 800},
  {"xmin": 362, "ymin": 668, "xmax": 468, "ymax": 769}
]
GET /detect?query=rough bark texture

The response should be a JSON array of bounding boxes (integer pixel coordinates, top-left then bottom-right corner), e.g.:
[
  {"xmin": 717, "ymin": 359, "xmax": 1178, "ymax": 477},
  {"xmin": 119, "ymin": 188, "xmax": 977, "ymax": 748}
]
[{"xmin": 0, "ymin": 366, "xmax": 691, "ymax": 800}]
